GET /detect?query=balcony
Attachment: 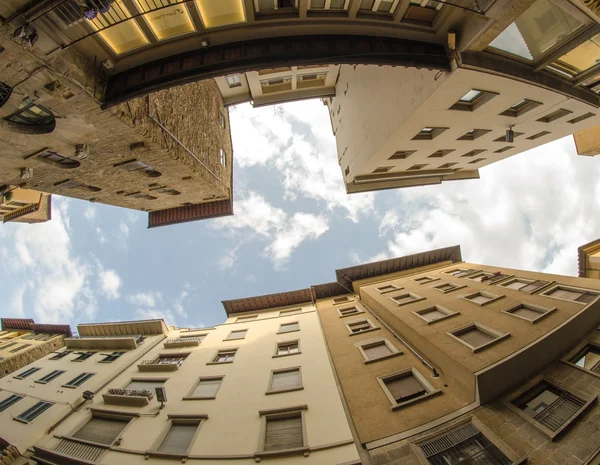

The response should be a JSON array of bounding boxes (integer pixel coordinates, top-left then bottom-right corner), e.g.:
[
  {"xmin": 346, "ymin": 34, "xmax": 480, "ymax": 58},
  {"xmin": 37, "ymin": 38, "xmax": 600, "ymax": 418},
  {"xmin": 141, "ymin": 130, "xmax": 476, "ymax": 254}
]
[
  {"xmin": 65, "ymin": 335, "xmax": 142, "ymax": 350},
  {"xmin": 163, "ymin": 337, "xmax": 202, "ymax": 349},
  {"xmin": 137, "ymin": 357, "xmax": 185, "ymax": 372},
  {"xmin": 102, "ymin": 388, "xmax": 154, "ymax": 407}
]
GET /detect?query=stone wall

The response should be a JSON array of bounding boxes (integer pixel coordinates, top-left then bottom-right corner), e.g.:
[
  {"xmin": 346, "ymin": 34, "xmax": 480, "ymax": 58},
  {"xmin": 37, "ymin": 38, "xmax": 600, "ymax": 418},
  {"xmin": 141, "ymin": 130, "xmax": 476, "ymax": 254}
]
[
  {"xmin": 0, "ymin": 336, "xmax": 64, "ymax": 378},
  {"xmin": 0, "ymin": 444, "xmax": 20, "ymax": 465}
]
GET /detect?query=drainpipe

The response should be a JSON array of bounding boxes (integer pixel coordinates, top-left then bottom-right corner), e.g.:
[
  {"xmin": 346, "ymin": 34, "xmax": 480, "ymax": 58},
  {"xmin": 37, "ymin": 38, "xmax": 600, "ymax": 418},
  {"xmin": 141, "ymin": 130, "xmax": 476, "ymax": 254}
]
[
  {"xmin": 47, "ymin": 333, "xmax": 167, "ymax": 434},
  {"xmin": 335, "ymin": 272, "xmax": 439, "ymax": 378}
]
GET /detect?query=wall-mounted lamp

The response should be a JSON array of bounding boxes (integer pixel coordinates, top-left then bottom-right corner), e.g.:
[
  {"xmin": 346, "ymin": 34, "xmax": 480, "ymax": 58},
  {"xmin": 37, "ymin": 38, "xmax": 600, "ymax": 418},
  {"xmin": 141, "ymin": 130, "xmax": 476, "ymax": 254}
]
[
  {"xmin": 505, "ymin": 126, "xmax": 514, "ymax": 143},
  {"xmin": 155, "ymin": 387, "xmax": 167, "ymax": 409},
  {"xmin": 82, "ymin": 390, "xmax": 94, "ymax": 402}
]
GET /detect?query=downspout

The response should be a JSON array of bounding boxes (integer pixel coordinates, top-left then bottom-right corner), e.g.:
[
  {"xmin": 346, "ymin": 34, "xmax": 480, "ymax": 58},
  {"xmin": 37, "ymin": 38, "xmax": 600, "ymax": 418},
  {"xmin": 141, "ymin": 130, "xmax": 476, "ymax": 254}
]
[
  {"xmin": 46, "ymin": 333, "xmax": 167, "ymax": 434},
  {"xmin": 335, "ymin": 271, "xmax": 439, "ymax": 378}
]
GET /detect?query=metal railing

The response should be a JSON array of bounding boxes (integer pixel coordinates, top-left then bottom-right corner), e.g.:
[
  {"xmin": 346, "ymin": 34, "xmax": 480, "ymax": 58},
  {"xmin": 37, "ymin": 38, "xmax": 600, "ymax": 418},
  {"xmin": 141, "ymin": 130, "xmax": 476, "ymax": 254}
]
[
  {"xmin": 140, "ymin": 357, "xmax": 185, "ymax": 366},
  {"xmin": 54, "ymin": 438, "xmax": 106, "ymax": 461},
  {"xmin": 165, "ymin": 337, "xmax": 203, "ymax": 344},
  {"xmin": 106, "ymin": 388, "xmax": 154, "ymax": 399},
  {"xmin": 534, "ymin": 393, "xmax": 585, "ymax": 432}
]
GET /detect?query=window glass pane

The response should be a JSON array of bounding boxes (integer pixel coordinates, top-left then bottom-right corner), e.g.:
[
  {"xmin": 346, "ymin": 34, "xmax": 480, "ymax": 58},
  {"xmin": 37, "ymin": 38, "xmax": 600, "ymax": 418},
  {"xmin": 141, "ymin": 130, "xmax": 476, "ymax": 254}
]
[
  {"xmin": 360, "ymin": 0, "xmax": 374, "ymax": 9},
  {"xmin": 573, "ymin": 346, "xmax": 600, "ymax": 371},
  {"xmin": 135, "ymin": 1, "xmax": 195, "ymax": 40},
  {"xmin": 330, "ymin": 0, "xmax": 346, "ymax": 8},
  {"xmin": 552, "ymin": 33, "xmax": 600, "ymax": 75},
  {"xmin": 489, "ymin": 0, "xmax": 586, "ymax": 61},
  {"xmin": 195, "ymin": 0, "xmax": 246, "ymax": 27},
  {"xmin": 311, "ymin": 0, "xmax": 326, "ymax": 7}
]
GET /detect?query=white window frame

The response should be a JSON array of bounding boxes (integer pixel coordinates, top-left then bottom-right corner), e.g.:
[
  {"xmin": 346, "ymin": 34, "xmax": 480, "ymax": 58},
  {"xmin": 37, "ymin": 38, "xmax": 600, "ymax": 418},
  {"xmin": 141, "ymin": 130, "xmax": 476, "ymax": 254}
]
[
  {"xmin": 225, "ymin": 75, "xmax": 241, "ymax": 88},
  {"xmin": 274, "ymin": 340, "xmax": 301, "ymax": 358},
  {"xmin": 207, "ymin": 348, "xmax": 238, "ymax": 365}
]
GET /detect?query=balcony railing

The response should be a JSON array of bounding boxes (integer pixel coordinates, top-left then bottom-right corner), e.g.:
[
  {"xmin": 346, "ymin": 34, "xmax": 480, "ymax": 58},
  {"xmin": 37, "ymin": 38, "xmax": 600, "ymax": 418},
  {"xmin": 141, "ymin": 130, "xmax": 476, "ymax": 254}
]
[
  {"xmin": 103, "ymin": 388, "xmax": 154, "ymax": 406},
  {"xmin": 137, "ymin": 357, "xmax": 185, "ymax": 372},
  {"xmin": 163, "ymin": 337, "xmax": 202, "ymax": 348}
]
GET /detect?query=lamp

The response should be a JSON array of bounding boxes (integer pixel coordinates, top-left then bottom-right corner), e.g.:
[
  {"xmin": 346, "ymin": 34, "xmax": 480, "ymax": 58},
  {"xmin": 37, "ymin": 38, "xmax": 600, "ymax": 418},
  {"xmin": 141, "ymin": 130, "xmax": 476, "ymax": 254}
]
[
  {"xmin": 505, "ymin": 126, "xmax": 514, "ymax": 143},
  {"xmin": 82, "ymin": 391, "xmax": 94, "ymax": 402},
  {"xmin": 155, "ymin": 387, "xmax": 167, "ymax": 409}
]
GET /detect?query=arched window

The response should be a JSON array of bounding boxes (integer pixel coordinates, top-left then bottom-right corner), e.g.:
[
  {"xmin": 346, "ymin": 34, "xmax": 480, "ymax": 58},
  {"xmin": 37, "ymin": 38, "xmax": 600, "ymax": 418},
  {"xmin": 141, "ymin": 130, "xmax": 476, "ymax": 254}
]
[
  {"xmin": 37, "ymin": 151, "xmax": 80, "ymax": 169},
  {"xmin": 3, "ymin": 98, "xmax": 56, "ymax": 134},
  {"xmin": 0, "ymin": 82, "xmax": 12, "ymax": 109}
]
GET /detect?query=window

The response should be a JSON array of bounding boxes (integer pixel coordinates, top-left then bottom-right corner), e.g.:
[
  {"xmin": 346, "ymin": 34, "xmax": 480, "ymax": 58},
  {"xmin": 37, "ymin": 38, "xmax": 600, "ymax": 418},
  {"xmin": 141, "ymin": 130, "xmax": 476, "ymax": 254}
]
[
  {"xmin": 258, "ymin": 406, "xmax": 307, "ymax": 454},
  {"xmin": 359, "ymin": 0, "xmax": 398, "ymax": 13},
  {"xmin": 268, "ymin": 368, "xmax": 302, "ymax": 394},
  {"xmin": 14, "ymin": 401, "xmax": 53, "ymax": 423},
  {"xmin": 550, "ymin": 34, "xmax": 600, "ymax": 77},
  {"xmin": 543, "ymin": 285, "xmax": 599, "ymax": 303},
  {"xmin": 309, "ymin": 0, "xmax": 347, "ymax": 9},
  {"xmin": 494, "ymin": 146, "xmax": 514, "ymax": 153},
  {"xmin": 488, "ymin": 0, "xmax": 588, "ymax": 61},
  {"xmin": 256, "ymin": 0, "xmax": 298, "ymax": 12},
  {"xmin": 461, "ymin": 291, "xmax": 504, "ymax": 306},
  {"xmin": 373, "ymin": 166, "xmax": 393, "ymax": 173},
  {"xmin": 36, "ymin": 151, "xmax": 80, "ymax": 169},
  {"xmin": 447, "ymin": 323, "xmax": 509, "ymax": 353},
  {"xmin": 225, "ymin": 329, "xmax": 247, "ymax": 340},
  {"xmin": 500, "ymin": 99, "xmax": 542, "ymax": 117},
  {"xmin": 450, "ymin": 89, "xmax": 498, "ymax": 111},
  {"xmin": 332, "ymin": 296, "xmax": 351, "ymax": 304},
  {"xmin": 63, "ymin": 372, "xmax": 95, "ymax": 388},
  {"xmin": 0, "ymin": 394, "xmax": 23, "ymax": 412},
  {"xmin": 480, "ymin": 272, "xmax": 512, "ymax": 284},
  {"xmin": 389, "ymin": 150, "xmax": 416, "ymax": 160},
  {"xmin": 180, "ymin": 333, "xmax": 206, "ymax": 342},
  {"xmin": 219, "ymin": 149, "xmax": 227, "ymax": 167},
  {"xmin": 511, "ymin": 380, "xmax": 592, "ymax": 437},
  {"xmin": 113, "ymin": 159, "xmax": 161, "ymax": 178},
  {"xmin": 50, "ymin": 351, "xmax": 70, "ymax": 360},
  {"xmin": 275, "ymin": 340, "xmax": 300, "ymax": 357},
  {"xmin": 87, "ymin": 2, "xmax": 150, "ymax": 54},
  {"xmin": 461, "ymin": 149, "xmax": 486, "ymax": 158},
  {"xmin": 4, "ymin": 98, "xmax": 56, "ymax": 134},
  {"xmin": 280, "ymin": 308, "xmax": 302, "ymax": 316},
  {"xmin": 357, "ymin": 339, "xmax": 401, "ymax": 363},
  {"xmin": 439, "ymin": 163, "xmax": 458, "ymax": 169},
  {"xmin": 279, "ymin": 322, "xmax": 299, "ymax": 333},
  {"xmin": 378, "ymin": 368, "xmax": 440, "ymax": 409},
  {"xmin": 219, "ymin": 111, "xmax": 226, "ymax": 129},
  {"xmin": 408, "ymin": 164, "xmax": 428, "ymax": 170},
  {"xmin": 156, "ymin": 418, "xmax": 203, "ymax": 454},
  {"xmin": 134, "ymin": 0, "xmax": 195, "ymax": 40},
  {"xmin": 125, "ymin": 379, "xmax": 166, "ymax": 392},
  {"xmin": 0, "ymin": 81, "xmax": 12, "ymax": 108},
  {"xmin": 54, "ymin": 179, "xmax": 102, "ymax": 192},
  {"xmin": 499, "ymin": 278, "xmax": 549, "ymax": 293},
  {"xmin": 376, "ymin": 284, "xmax": 401, "ymax": 294},
  {"xmin": 73, "ymin": 351, "xmax": 94, "ymax": 362},
  {"xmin": 458, "ymin": 129, "xmax": 491, "ymax": 141},
  {"xmin": 428, "ymin": 149, "xmax": 454, "ymax": 158},
  {"xmin": 537, "ymin": 109, "xmax": 573, "ymax": 123},
  {"xmin": 186, "ymin": 377, "xmax": 223, "ymax": 399},
  {"xmin": 493, "ymin": 132, "xmax": 523, "ymax": 142},
  {"xmin": 194, "ymin": 0, "xmax": 246, "ymax": 27},
  {"xmin": 10, "ymin": 344, "xmax": 30, "ymax": 353},
  {"xmin": 100, "ymin": 351, "xmax": 124, "ymax": 363},
  {"xmin": 210, "ymin": 349, "xmax": 237, "ymax": 364},
  {"xmin": 346, "ymin": 319, "xmax": 378, "ymax": 335},
  {"xmin": 338, "ymin": 306, "xmax": 362, "ymax": 317},
  {"xmin": 412, "ymin": 127, "xmax": 447, "ymax": 140},
  {"xmin": 502, "ymin": 303, "xmax": 556, "ymax": 323},
  {"xmin": 72, "ymin": 414, "xmax": 132, "ymax": 445},
  {"xmin": 468, "ymin": 158, "xmax": 486, "ymax": 164},
  {"xmin": 527, "ymin": 131, "xmax": 551, "ymax": 140},
  {"xmin": 37, "ymin": 370, "xmax": 65, "ymax": 384},
  {"xmin": 466, "ymin": 271, "xmax": 494, "ymax": 282},
  {"xmin": 568, "ymin": 112, "xmax": 595, "ymax": 124},
  {"xmin": 14, "ymin": 367, "xmax": 41, "ymax": 379},
  {"xmin": 445, "ymin": 268, "xmax": 477, "ymax": 277},
  {"xmin": 418, "ymin": 422, "xmax": 513, "ymax": 465},
  {"xmin": 413, "ymin": 276, "xmax": 439, "ymax": 285},
  {"xmin": 414, "ymin": 306, "xmax": 459, "ymax": 324},
  {"xmin": 0, "ymin": 342, "xmax": 17, "ymax": 350},
  {"xmin": 226, "ymin": 75, "xmax": 242, "ymax": 88},
  {"xmin": 391, "ymin": 292, "xmax": 425, "ymax": 306},
  {"xmin": 570, "ymin": 344, "xmax": 600, "ymax": 373},
  {"xmin": 433, "ymin": 282, "xmax": 466, "ymax": 293},
  {"xmin": 236, "ymin": 315, "xmax": 258, "ymax": 322}
]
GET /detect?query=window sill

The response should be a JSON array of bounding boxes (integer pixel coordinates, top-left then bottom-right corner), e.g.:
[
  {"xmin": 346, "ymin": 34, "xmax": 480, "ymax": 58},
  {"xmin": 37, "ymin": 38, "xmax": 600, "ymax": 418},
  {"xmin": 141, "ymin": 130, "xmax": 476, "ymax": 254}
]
[
  {"xmin": 364, "ymin": 351, "xmax": 403, "ymax": 364},
  {"xmin": 183, "ymin": 396, "xmax": 216, "ymax": 400},
  {"xmin": 265, "ymin": 386, "xmax": 304, "ymax": 395},
  {"xmin": 145, "ymin": 450, "xmax": 188, "ymax": 460},
  {"xmin": 394, "ymin": 297, "xmax": 426, "ymax": 307},
  {"xmin": 206, "ymin": 361, "xmax": 234, "ymax": 365},
  {"xmin": 277, "ymin": 330, "xmax": 300, "ymax": 335},
  {"xmin": 349, "ymin": 327, "xmax": 380, "ymax": 337},
  {"xmin": 61, "ymin": 384, "xmax": 79, "ymax": 389},
  {"xmin": 254, "ymin": 446, "xmax": 310, "ymax": 460},
  {"xmin": 97, "ymin": 360, "xmax": 116, "ymax": 364},
  {"xmin": 34, "ymin": 380, "xmax": 50, "ymax": 385},
  {"xmin": 223, "ymin": 338, "xmax": 246, "ymax": 342},
  {"xmin": 434, "ymin": 284, "xmax": 466, "ymax": 294},
  {"xmin": 391, "ymin": 388, "xmax": 442, "ymax": 411},
  {"xmin": 339, "ymin": 311, "xmax": 365, "ymax": 318},
  {"xmin": 272, "ymin": 352, "xmax": 302, "ymax": 358}
]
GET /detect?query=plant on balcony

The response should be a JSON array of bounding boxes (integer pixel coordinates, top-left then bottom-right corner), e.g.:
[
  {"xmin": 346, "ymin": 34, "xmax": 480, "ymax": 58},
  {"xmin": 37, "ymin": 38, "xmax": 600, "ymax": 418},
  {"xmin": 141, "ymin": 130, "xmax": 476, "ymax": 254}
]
[{"xmin": 107, "ymin": 388, "xmax": 154, "ymax": 400}]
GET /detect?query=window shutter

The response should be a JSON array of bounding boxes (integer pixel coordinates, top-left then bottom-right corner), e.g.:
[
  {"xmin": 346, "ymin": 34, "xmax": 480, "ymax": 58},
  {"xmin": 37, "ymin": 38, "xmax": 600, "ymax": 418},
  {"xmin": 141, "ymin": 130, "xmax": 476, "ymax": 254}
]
[
  {"xmin": 364, "ymin": 343, "xmax": 392, "ymax": 360},
  {"xmin": 271, "ymin": 370, "xmax": 301, "ymax": 391},
  {"xmin": 505, "ymin": 281, "xmax": 527, "ymax": 290},
  {"xmin": 265, "ymin": 416, "xmax": 303, "ymax": 451},
  {"xmin": 158, "ymin": 423, "xmax": 198, "ymax": 453},
  {"xmin": 520, "ymin": 280, "xmax": 549, "ymax": 293},
  {"xmin": 458, "ymin": 328, "xmax": 494, "ymax": 347},
  {"xmin": 577, "ymin": 292, "xmax": 597, "ymax": 303},
  {"xmin": 0, "ymin": 394, "xmax": 23, "ymax": 412},
  {"xmin": 126, "ymin": 380, "xmax": 164, "ymax": 391},
  {"xmin": 470, "ymin": 295, "xmax": 491, "ymax": 304},
  {"xmin": 17, "ymin": 401, "xmax": 52, "ymax": 422},
  {"xmin": 73, "ymin": 417, "xmax": 129, "ymax": 445},
  {"xmin": 386, "ymin": 375, "xmax": 425, "ymax": 401},
  {"xmin": 192, "ymin": 379, "xmax": 222, "ymax": 397},
  {"xmin": 535, "ymin": 393, "xmax": 585, "ymax": 431}
]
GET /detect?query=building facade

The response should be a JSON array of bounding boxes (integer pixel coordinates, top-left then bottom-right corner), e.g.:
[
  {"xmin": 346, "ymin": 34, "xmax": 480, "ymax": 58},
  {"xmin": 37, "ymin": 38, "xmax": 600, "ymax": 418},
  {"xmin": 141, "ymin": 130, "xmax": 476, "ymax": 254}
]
[
  {"xmin": 0, "ymin": 189, "xmax": 51, "ymax": 224},
  {"xmin": 0, "ymin": 24, "xmax": 234, "ymax": 228},
  {"xmin": 313, "ymin": 246, "xmax": 600, "ymax": 465},
  {"xmin": 579, "ymin": 238, "xmax": 600, "ymax": 279},
  {"xmin": 0, "ymin": 319, "xmax": 71, "ymax": 379},
  {"xmin": 574, "ymin": 125, "xmax": 600, "ymax": 156}
]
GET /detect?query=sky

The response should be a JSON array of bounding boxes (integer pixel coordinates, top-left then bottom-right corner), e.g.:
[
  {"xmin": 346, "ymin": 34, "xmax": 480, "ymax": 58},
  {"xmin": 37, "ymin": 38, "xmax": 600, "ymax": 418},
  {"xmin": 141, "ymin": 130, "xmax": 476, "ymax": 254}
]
[{"xmin": 1, "ymin": 99, "xmax": 600, "ymax": 332}]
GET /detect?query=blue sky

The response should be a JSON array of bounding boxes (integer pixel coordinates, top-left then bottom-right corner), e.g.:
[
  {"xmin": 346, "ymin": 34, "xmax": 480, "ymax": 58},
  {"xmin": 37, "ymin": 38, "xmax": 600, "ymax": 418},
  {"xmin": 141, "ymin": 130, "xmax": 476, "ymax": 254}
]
[{"xmin": 2, "ymin": 99, "xmax": 600, "ymax": 332}]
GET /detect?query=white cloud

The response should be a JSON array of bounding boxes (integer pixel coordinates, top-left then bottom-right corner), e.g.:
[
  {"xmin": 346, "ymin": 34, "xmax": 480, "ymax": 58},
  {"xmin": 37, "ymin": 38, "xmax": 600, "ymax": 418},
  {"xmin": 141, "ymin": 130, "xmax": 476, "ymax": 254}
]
[
  {"xmin": 374, "ymin": 137, "xmax": 600, "ymax": 276},
  {"xmin": 212, "ymin": 191, "xmax": 329, "ymax": 266},
  {"xmin": 1, "ymin": 198, "xmax": 98, "ymax": 324},
  {"xmin": 119, "ymin": 222, "xmax": 130, "ymax": 237},
  {"xmin": 230, "ymin": 101, "xmax": 375, "ymax": 222},
  {"xmin": 96, "ymin": 227, "xmax": 106, "ymax": 245},
  {"xmin": 127, "ymin": 291, "xmax": 162, "ymax": 307},
  {"xmin": 99, "ymin": 269, "xmax": 122, "ymax": 300},
  {"xmin": 84, "ymin": 206, "xmax": 96, "ymax": 221}
]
